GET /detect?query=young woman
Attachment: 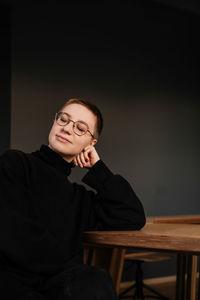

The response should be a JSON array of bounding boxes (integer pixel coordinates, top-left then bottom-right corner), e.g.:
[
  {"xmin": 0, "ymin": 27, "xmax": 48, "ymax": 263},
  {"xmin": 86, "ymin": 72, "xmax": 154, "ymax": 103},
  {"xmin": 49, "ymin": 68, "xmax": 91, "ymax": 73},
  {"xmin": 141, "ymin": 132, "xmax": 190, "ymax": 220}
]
[{"xmin": 0, "ymin": 98, "xmax": 146, "ymax": 299}]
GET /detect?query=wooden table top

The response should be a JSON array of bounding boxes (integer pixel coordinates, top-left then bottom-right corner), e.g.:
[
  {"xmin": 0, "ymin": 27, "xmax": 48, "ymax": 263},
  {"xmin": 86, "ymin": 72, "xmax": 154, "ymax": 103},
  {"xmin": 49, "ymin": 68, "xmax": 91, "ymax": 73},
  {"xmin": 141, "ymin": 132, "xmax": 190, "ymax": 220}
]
[
  {"xmin": 84, "ymin": 223, "xmax": 200, "ymax": 255},
  {"xmin": 147, "ymin": 214, "xmax": 200, "ymax": 224}
]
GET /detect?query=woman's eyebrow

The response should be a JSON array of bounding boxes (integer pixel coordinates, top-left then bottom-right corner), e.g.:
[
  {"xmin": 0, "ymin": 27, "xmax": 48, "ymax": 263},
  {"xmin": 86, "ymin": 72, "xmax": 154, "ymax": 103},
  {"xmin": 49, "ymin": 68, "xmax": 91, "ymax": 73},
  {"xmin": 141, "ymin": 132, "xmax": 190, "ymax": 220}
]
[
  {"xmin": 77, "ymin": 120, "xmax": 89, "ymax": 127},
  {"xmin": 63, "ymin": 112, "xmax": 71, "ymax": 117}
]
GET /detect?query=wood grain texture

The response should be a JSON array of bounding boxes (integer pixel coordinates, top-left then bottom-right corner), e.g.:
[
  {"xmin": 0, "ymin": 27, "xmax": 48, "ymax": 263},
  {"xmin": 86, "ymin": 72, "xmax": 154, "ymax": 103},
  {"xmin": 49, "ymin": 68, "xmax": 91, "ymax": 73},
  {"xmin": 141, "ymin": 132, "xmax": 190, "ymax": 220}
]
[
  {"xmin": 84, "ymin": 223, "xmax": 200, "ymax": 254},
  {"xmin": 149, "ymin": 215, "xmax": 200, "ymax": 224}
]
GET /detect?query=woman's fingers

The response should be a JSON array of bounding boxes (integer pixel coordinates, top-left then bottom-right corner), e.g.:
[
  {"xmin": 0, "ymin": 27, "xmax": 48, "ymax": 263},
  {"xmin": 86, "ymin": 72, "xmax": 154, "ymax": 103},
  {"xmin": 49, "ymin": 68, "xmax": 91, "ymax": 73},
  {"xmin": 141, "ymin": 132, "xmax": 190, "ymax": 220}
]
[
  {"xmin": 76, "ymin": 154, "xmax": 83, "ymax": 168},
  {"xmin": 80, "ymin": 151, "xmax": 87, "ymax": 167},
  {"xmin": 74, "ymin": 146, "xmax": 99, "ymax": 168},
  {"xmin": 76, "ymin": 151, "xmax": 89, "ymax": 168},
  {"xmin": 83, "ymin": 148, "xmax": 90, "ymax": 163}
]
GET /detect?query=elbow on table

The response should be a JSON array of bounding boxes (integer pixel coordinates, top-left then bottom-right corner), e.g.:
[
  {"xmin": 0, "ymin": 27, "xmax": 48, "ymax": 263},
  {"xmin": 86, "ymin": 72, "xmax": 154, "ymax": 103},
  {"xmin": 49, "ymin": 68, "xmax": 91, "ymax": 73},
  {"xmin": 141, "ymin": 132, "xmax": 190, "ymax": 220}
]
[
  {"xmin": 117, "ymin": 213, "xmax": 146, "ymax": 231},
  {"xmin": 137, "ymin": 216, "xmax": 146, "ymax": 230},
  {"xmin": 129, "ymin": 212, "xmax": 146, "ymax": 231}
]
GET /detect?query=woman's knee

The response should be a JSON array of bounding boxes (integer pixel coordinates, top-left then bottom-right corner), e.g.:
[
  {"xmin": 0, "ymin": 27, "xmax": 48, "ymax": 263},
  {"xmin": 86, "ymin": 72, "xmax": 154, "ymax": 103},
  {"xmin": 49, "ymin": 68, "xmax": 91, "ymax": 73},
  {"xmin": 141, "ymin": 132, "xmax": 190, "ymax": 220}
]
[
  {"xmin": 86, "ymin": 267, "xmax": 117, "ymax": 299},
  {"xmin": 62, "ymin": 265, "xmax": 117, "ymax": 300}
]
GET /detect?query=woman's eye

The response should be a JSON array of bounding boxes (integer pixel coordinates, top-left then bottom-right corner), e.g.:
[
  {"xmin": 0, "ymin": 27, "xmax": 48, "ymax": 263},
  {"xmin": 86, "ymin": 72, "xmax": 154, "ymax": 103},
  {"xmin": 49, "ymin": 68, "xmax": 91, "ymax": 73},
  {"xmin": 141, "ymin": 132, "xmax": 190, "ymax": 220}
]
[
  {"xmin": 77, "ymin": 127, "xmax": 84, "ymax": 132},
  {"xmin": 77, "ymin": 124, "xmax": 86, "ymax": 132},
  {"xmin": 60, "ymin": 115, "xmax": 68, "ymax": 122}
]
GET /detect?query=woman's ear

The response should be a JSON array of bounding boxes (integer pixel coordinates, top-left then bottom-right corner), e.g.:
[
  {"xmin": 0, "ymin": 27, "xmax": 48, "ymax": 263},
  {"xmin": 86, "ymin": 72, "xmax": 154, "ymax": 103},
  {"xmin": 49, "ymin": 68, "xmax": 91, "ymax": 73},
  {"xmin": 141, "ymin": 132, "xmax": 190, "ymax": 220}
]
[{"xmin": 90, "ymin": 139, "xmax": 97, "ymax": 146}]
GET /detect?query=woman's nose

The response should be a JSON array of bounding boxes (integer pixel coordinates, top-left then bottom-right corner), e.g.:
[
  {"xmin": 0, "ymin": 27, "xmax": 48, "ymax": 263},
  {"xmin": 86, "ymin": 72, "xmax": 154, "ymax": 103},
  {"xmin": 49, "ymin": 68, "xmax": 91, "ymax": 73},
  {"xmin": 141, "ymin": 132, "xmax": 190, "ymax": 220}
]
[{"xmin": 63, "ymin": 121, "xmax": 74, "ymax": 134}]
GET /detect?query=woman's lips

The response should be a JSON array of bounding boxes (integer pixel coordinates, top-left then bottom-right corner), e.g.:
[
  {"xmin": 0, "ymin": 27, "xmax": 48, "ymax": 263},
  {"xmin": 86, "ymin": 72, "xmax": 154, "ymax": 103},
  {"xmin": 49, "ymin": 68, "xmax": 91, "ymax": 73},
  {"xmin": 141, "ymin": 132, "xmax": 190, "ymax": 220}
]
[{"xmin": 56, "ymin": 135, "xmax": 72, "ymax": 143}]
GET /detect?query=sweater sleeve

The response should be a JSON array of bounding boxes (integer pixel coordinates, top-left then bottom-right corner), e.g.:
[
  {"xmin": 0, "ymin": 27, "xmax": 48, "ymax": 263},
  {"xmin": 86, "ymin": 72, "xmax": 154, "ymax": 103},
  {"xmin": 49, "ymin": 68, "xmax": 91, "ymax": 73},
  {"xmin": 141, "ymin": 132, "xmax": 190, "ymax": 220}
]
[{"xmin": 82, "ymin": 160, "xmax": 146, "ymax": 231}]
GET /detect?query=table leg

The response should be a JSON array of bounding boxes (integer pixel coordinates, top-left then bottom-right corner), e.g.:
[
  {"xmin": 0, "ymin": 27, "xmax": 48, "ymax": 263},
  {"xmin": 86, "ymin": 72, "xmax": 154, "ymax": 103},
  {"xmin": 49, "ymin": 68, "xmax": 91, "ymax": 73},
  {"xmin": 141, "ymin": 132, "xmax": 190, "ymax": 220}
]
[
  {"xmin": 198, "ymin": 258, "xmax": 200, "ymax": 300},
  {"xmin": 186, "ymin": 255, "xmax": 197, "ymax": 300},
  {"xmin": 176, "ymin": 254, "xmax": 187, "ymax": 300},
  {"xmin": 109, "ymin": 248, "xmax": 126, "ymax": 295}
]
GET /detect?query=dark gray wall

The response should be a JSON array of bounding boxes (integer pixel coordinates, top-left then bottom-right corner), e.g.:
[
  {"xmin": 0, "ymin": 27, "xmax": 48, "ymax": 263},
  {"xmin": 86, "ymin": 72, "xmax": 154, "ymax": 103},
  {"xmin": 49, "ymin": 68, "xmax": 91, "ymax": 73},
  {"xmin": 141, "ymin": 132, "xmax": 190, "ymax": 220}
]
[
  {"xmin": 0, "ymin": 5, "xmax": 11, "ymax": 153},
  {"xmin": 7, "ymin": 1, "xmax": 200, "ymax": 279}
]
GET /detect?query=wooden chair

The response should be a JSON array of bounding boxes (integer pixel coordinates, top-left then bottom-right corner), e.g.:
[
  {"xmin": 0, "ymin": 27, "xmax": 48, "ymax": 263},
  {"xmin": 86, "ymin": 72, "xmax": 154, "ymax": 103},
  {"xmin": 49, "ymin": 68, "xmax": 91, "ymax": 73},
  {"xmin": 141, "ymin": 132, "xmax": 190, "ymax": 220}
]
[
  {"xmin": 83, "ymin": 243, "xmax": 173, "ymax": 298},
  {"xmin": 119, "ymin": 251, "xmax": 173, "ymax": 299}
]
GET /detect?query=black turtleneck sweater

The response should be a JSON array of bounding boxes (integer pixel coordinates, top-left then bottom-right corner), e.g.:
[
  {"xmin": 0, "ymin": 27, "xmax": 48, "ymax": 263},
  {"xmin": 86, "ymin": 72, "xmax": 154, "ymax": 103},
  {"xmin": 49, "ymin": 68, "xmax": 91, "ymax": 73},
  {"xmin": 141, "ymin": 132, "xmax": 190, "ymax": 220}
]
[{"xmin": 0, "ymin": 145, "xmax": 145, "ymax": 275}]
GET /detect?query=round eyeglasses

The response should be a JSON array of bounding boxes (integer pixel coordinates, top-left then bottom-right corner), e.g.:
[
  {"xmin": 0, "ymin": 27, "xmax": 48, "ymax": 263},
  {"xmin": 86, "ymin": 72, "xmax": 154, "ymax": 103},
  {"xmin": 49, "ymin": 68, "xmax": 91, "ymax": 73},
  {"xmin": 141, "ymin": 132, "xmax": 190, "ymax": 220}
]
[{"xmin": 55, "ymin": 112, "xmax": 95, "ymax": 138}]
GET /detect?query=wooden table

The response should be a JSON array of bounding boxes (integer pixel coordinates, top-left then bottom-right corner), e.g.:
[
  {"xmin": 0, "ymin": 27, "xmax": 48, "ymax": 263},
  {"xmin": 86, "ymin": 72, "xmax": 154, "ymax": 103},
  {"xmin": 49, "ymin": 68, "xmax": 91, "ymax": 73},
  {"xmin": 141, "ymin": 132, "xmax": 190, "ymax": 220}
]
[
  {"xmin": 84, "ymin": 223, "xmax": 200, "ymax": 300},
  {"xmin": 147, "ymin": 215, "xmax": 200, "ymax": 224},
  {"xmin": 148, "ymin": 215, "xmax": 200, "ymax": 300}
]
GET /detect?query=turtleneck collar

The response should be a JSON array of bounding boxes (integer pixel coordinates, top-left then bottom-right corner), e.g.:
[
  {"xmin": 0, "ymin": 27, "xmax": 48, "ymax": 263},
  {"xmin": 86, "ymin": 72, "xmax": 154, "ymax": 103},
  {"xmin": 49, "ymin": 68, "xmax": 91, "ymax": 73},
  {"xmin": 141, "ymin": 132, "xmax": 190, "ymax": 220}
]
[{"xmin": 32, "ymin": 145, "xmax": 75, "ymax": 176}]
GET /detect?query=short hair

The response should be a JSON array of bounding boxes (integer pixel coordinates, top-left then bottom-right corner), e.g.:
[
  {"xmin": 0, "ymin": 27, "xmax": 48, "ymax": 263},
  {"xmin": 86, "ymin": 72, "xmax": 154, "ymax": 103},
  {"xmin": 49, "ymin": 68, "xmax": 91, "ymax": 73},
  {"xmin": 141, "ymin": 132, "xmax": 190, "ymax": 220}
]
[{"xmin": 61, "ymin": 98, "xmax": 103, "ymax": 138}]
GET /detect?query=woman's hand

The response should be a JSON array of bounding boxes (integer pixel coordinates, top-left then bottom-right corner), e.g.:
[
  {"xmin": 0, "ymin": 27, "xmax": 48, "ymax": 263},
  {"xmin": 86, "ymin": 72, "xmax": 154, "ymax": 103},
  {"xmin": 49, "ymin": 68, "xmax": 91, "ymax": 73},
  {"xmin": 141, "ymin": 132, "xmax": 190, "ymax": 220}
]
[{"xmin": 73, "ymin": 145, "xmax": 100, "ymax": 168}]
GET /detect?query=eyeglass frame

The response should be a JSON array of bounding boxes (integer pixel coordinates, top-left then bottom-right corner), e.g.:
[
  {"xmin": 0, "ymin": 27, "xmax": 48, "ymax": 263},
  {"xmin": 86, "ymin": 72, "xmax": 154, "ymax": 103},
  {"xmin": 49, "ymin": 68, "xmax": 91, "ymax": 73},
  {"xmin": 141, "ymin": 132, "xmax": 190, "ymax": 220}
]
[{"xmin": 55, "ymin": 112, "xmax": 96, "ymax": 139}]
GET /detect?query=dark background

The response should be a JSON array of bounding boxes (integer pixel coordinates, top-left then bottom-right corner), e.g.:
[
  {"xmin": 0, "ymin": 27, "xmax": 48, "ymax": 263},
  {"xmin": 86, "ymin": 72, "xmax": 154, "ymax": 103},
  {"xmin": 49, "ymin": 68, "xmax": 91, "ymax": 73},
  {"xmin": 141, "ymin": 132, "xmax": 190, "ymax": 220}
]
[
  {"xmin": 0, "ymin": 4, "xmax": 10, "ymax": 153},
  {"xmin": 0, "ymin": 0, "xmax": 200, "ymax": 280}
]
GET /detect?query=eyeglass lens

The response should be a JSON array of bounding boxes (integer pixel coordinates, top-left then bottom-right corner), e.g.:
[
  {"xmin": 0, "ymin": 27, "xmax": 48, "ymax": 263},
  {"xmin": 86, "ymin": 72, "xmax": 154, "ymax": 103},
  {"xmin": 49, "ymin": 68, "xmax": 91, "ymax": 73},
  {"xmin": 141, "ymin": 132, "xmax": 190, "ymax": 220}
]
[{"xmin": 56, "ymin": 112, "xmax": 88, "ymax": 136}]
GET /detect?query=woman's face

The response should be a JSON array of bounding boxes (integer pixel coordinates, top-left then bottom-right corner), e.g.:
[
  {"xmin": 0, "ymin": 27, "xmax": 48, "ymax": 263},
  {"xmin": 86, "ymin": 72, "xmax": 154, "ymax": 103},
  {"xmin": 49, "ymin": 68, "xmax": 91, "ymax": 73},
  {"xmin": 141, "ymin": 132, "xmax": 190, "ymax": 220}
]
[{"xmin": 48, "ymin": 103, "xmax": 97, "ymax": 162}]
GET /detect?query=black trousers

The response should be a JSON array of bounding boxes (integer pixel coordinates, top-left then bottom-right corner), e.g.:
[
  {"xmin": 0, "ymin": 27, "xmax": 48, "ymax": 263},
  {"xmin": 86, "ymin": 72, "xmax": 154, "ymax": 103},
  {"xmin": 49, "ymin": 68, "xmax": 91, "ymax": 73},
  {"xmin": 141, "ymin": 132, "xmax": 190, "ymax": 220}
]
[{"xmin": 0, "ymin": 264, "xmax": 117, "ymax": 300}]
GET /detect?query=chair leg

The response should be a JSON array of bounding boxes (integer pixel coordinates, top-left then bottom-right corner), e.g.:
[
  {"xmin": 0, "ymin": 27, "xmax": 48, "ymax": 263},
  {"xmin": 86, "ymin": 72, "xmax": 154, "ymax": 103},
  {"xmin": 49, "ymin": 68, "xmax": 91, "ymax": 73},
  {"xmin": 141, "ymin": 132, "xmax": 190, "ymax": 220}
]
[
  {"xmin": 143, "ymin": 283, "xmax": 170, "ymax": 300},
  {"xmin": 135, "ymin": 261, "xmax": 145, "ymax": 299},
  {"xmin": 119, "ymin": 261, "xmax": 145, "ymax": 299},
  {"xmin": 119, "ymin": 283, "xmax": 136, "ymax": 298},
  {"xmin": 119, "ymin": 260, "xmax": 171, "ymax": 300}
]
